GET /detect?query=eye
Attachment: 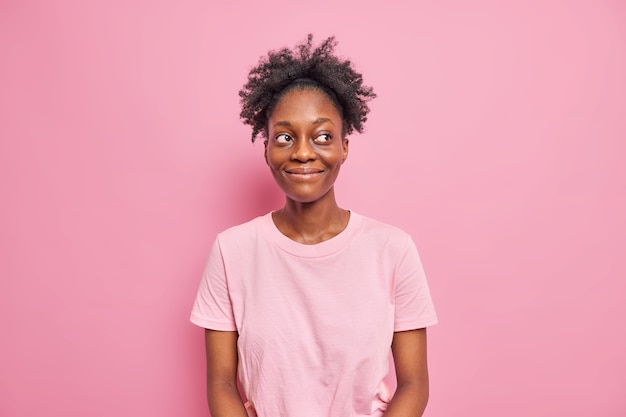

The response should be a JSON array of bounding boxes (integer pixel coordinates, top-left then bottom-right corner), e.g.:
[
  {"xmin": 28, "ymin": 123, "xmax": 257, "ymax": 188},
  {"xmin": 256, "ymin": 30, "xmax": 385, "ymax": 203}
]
[
  {"xmin": 314, "ymin": 133, "xmax": 332, "ymax": 144},
  {"xmin": 275, "ymin": 133, "xmax": 292, "ymax": 144}
]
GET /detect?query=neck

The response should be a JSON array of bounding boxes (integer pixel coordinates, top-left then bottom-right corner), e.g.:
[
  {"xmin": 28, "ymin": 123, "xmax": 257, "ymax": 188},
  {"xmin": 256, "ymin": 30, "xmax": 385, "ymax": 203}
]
[{"xmin": 272, "ymin": 189, "xmax": 349, "ymax": 244}]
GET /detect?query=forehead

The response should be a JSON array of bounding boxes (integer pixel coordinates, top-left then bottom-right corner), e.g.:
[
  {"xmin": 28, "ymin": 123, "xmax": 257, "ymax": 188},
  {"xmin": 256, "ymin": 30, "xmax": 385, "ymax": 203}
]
[{"xmin": 269, "ymin": 88, "xmax": 342, "ymax": 122}]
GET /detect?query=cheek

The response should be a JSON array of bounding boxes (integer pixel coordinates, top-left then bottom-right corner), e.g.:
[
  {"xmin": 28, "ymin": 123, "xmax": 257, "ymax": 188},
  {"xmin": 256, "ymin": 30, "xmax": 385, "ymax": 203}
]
[
  {"xmin": 322, "ymin": 147, "xmax": 346, "ymax": 165},
  {"xmin": 265, "ymin": 148, "xmax": 283, "ymax": 169}
]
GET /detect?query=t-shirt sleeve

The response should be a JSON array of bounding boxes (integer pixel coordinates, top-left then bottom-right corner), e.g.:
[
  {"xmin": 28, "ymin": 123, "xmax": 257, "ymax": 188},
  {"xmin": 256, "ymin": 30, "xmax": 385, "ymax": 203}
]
[
  {"xmin": 190, "ymin": 238, "xmax": 238, "ymax": 331},
  {"xmin": 393, "ymin": 236, "xmax": 438, "ymax": 332}
]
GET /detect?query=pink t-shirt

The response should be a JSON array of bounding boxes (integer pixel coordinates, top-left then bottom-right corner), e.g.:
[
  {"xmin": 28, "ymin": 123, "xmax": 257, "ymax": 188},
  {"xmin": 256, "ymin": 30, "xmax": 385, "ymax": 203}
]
[{"xmin": 191, "ymin": 212, "xmax": 437, "ymax": 417}]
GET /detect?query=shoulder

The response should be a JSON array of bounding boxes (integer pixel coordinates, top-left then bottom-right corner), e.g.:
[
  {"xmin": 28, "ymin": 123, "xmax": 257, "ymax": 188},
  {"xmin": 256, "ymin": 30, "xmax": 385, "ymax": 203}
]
[
  {"xmin": 351, "ymin": 213, "xmax": 416, "ymax": 257},
  {"xmin": 356, "ymin": 213, "xmax": 412, "ymax": 244},
  {"xmin": 215, "ymin": 213, "xmax": 270, "ymax": 249}
]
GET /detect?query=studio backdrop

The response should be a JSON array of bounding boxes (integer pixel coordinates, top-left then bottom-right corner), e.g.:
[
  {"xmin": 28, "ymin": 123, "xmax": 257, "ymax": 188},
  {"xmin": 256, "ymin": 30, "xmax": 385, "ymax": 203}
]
[{"xmin": 1, "ymin": 1, "xmax": 625, "ymax": 416}]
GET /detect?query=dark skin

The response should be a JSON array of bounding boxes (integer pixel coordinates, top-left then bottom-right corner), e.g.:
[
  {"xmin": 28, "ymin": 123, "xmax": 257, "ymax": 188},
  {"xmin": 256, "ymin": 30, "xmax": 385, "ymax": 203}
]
[
  {"xmin": 205, "ymin": 330, "xmax": 247, "ymax": 417},
  {"xmin": 265, "ymin": 88, "xmax": 350, "ymax": 244},
  {"xmin": 205, "ymin": 87, "xmax": 430, "ymax": 416}
]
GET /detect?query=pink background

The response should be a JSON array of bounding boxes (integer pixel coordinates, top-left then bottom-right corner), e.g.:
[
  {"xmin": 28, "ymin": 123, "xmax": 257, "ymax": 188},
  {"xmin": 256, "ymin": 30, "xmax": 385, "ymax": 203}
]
[{"xmin": 1, "ymin": 0, "xmax": 625, "ymax": 416}]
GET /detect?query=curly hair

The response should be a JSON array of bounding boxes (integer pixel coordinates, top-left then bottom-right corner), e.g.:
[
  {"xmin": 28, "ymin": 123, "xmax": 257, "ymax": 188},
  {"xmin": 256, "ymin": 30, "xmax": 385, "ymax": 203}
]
[{"xmin": 239, "ymin": 34, "xmax": 376, "ymax": 142}]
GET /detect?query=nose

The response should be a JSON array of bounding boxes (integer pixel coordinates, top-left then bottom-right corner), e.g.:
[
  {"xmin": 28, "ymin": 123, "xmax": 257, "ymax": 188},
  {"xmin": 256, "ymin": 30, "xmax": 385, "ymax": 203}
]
[{"xmin": 291, "ymin": 138, "xmax": 316, "ymax": 162}]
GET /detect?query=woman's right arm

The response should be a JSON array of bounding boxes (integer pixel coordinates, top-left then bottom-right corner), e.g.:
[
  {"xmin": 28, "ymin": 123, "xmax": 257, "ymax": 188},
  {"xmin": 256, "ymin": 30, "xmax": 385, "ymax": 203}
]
[{"xmin": 204, "ymin": 329, "xmax": 249, "ymax": 417}]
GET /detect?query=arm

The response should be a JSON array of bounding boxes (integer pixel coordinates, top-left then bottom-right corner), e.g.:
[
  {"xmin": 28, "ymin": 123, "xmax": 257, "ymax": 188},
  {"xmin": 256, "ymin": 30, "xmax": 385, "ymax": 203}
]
[
  {"xmin": 204, "ymin": 329, "xmax": 249, "ymax": 417},
  {"xmin": 383, "ymin": 328, "xmax": 430, "ymax": 417}
]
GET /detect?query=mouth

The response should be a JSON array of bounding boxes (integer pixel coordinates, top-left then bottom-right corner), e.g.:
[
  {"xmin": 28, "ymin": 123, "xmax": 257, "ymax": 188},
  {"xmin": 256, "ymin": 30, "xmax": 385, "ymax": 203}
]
[
  {"xmin": 283, "ymin": 167, "xmax": 325, "ymax": 180},
  {"xmin": 284, "ymin": 167, "xmax": 325, "ymax": 175}
]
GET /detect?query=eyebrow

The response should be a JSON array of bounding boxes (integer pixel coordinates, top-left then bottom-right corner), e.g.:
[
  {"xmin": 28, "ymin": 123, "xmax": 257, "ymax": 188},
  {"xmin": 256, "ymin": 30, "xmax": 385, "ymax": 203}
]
[
  {"xmin": 273, "ymin": 118, "xmax": 335, "ymax": 127},
  {"xmin": 313, "ymin": 117, "xmax": 334, "ymax": 125}
]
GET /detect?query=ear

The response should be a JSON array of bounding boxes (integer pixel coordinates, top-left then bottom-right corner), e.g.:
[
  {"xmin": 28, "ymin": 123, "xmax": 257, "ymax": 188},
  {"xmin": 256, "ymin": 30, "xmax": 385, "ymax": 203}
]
[
  {"xmin": 264, "ymin": 139, "xmax": 269, "ymax": 165},
  {"xmin": 341, "ymin": 138, "xmax": 349, "ymax": 163}
]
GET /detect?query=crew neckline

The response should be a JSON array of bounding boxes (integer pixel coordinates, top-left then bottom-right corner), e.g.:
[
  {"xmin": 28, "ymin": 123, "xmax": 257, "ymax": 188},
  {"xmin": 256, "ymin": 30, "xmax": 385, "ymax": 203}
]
[{"xmin": 261, "ymin": 210, "xmax": 362, "ymax": 258}]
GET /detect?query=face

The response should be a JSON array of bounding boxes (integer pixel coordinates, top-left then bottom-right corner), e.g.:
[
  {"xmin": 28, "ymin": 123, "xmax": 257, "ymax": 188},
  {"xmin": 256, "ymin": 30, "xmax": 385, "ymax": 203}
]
[{"xmin": 265, "ymin": 88, "xmax": 349, "ymax": 204}]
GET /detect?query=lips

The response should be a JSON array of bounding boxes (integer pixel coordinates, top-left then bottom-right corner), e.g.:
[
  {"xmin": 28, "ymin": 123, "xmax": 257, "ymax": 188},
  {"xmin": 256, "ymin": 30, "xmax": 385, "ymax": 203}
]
[
  {"xmin": 284, "ymin": 167, "xmax": 325, "ymax": 174},
  {"xmin": 283, "ymin": 167, "xmax": 325, "ymax": 181}
]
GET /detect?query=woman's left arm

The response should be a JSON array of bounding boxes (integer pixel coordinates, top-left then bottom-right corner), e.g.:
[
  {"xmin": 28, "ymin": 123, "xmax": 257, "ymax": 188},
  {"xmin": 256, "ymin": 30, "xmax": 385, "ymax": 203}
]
[{"xmin": 384, "ymin": 328, "xmax": 430, "ymax": 417}]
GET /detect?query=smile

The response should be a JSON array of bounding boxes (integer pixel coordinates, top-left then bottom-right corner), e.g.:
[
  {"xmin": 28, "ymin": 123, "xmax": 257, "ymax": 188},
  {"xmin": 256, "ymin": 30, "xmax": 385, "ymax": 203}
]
[{"xmin": 283, "ymin": 167, "xmax": 325, "ymax": 180}]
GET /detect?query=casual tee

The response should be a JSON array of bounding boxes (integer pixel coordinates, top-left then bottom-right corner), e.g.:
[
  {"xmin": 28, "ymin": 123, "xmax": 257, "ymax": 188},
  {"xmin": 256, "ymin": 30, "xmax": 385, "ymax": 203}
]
[{"xmin": 191, "ymin": 211, "xmax": 438, "ymax": 417}]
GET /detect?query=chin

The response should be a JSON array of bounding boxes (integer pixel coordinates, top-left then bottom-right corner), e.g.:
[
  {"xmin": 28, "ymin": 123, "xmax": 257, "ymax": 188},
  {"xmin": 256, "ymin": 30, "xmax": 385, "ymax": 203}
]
[
  {"xmin": 285, "ymin": 195, "xmax": 320, "ymax": 204},
  {"xmin": 284, "ymin": 189, "xmax": 333, "ymax": 205},
  {"xmin": 276, "ymin": 181, "xmax": 335, "ymax": 204}
]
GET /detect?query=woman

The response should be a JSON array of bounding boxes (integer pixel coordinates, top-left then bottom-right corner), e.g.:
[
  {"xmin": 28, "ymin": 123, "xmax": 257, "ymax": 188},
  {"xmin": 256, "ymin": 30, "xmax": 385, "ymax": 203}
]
[{"xmin": 191, "ymin": 35, "xmax": 437, "ymax": 417}]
